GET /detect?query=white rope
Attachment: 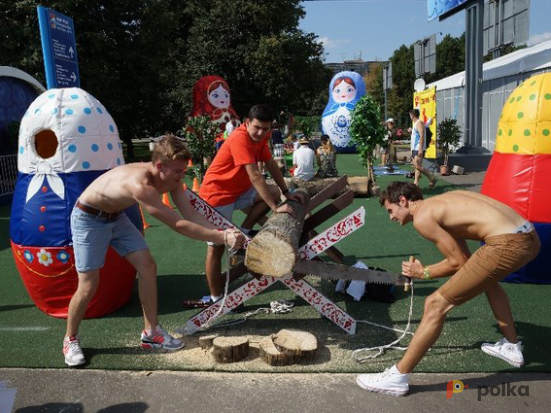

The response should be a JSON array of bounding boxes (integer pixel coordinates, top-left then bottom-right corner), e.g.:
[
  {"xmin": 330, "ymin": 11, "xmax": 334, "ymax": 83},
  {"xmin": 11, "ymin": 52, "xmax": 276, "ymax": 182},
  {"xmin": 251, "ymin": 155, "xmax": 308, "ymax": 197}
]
[
  {"xmin": 352, "ymin": 282, "xmax": 416, "ymax": 362},
  {"xmin": 198, "ymin": 241, "xmax": 294, "ymax": 332},
  {"xmin": 198, "ymin": 239, "xmax": 234, "ymax": 331}
]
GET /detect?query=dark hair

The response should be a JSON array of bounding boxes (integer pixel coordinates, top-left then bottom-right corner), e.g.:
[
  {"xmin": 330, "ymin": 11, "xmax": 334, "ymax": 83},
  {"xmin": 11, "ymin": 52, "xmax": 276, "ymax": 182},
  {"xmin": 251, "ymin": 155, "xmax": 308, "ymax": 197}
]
[
  {"xmin": 409, "ymin": 108, "xmax": 420, "ymax": 118},
  {"xmin": 379, "ymin": 181, "xmax": 423, "ymax": 206},
  {"xmin": 248, "ymin": 104, "xmax": 274, "ymax": 123},
  {"xmin": 320, "ymin": 134, "xmax": 329, "ymax": 142}
]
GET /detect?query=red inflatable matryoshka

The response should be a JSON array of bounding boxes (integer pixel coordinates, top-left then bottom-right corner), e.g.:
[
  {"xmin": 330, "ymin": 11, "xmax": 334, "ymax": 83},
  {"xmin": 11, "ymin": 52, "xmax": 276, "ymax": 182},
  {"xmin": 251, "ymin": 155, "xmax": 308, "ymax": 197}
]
[{"xmin": 191, "ymin": 75, "xmax": 238, "ymax": 131}]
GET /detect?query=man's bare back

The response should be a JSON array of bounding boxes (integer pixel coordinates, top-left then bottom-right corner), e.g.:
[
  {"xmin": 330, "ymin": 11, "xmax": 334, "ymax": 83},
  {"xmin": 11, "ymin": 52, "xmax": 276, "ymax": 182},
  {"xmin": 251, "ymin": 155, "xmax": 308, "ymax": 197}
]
[
  {"xmin": 79, "ymin": 163, "xmax": 155, "ymax": 213},
  {"xmin": 414, "ymin": 190, "xmax": 526, "ymax": 241}
]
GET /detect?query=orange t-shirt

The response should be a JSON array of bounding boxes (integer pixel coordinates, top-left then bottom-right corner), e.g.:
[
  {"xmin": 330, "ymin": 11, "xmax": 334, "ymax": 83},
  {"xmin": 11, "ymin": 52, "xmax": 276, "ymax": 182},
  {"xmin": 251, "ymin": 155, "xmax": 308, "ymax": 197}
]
[{"xmin": 199, "ymin": 124, "xmax": 272, "ymax": 206}]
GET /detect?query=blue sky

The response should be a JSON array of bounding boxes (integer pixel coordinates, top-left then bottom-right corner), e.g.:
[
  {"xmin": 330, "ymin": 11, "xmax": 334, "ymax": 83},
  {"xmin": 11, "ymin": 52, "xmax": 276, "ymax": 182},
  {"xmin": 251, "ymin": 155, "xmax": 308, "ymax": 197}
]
[{"xmin": 299, "ymin": 0, "xmax": 551, "ymax": 62}]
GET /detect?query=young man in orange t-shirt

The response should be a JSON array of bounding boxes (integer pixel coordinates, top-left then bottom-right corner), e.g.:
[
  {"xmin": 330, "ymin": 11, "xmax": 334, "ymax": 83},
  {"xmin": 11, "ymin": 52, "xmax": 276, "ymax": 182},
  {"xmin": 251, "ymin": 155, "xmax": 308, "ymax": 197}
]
[{"xmin": 197, "ymin": 104, "xmax": 304, "ymax": 304}]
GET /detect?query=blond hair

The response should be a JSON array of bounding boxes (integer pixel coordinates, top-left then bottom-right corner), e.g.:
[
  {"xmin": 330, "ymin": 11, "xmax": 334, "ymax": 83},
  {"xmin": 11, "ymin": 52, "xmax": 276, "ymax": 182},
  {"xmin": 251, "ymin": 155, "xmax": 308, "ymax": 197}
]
[{"xmin": 151, "ymin": 134, "xmax": 191, "ymax": 164}]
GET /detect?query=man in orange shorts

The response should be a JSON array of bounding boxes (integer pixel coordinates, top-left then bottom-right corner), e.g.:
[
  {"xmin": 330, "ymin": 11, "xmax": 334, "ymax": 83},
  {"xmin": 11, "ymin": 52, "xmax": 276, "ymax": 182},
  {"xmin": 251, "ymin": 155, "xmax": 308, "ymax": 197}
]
[{"xmin": 356, "ymin": 181, "xmax": 540, "ymax": 397}]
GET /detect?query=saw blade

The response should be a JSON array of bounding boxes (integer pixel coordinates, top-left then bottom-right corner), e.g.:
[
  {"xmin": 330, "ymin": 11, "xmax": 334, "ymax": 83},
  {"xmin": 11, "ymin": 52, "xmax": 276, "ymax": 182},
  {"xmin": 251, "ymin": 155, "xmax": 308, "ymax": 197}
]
[{"xmin": 292, "ymin": 260, "xmax": 406, "ymax": 285}]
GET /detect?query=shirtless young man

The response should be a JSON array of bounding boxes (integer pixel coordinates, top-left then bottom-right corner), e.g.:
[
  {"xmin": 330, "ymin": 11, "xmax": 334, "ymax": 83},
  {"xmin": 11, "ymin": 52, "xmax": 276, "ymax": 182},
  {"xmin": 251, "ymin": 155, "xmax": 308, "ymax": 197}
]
[
  {"xmin": 356, "ymin": 182, "xmax": 540, "ymax": 396},
  {"xmin": 63, "ymin": 135, "xmax": 245, "ymax": 366}
]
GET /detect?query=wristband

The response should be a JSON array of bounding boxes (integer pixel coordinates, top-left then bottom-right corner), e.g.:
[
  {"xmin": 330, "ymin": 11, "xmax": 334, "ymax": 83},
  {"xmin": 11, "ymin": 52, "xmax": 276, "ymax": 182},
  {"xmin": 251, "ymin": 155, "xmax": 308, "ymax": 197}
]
[{"xmin": 423, "ymin": 266, "xmax": 431, "ymax": 279}]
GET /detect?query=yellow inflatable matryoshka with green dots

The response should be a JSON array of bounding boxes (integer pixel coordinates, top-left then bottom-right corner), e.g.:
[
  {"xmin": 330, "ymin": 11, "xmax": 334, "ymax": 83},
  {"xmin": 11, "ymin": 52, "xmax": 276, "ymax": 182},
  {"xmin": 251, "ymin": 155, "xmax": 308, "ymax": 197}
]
[{"xmin": 481, "ymin": 72, "xmax": 550, "ymax": 283}]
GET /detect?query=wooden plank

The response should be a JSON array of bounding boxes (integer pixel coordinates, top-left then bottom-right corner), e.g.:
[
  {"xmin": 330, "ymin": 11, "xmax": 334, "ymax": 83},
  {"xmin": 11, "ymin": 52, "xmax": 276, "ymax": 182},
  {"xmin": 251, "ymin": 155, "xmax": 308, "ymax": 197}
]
[
  {"xmin": 297, "ymin": 207, "xmax": 365, "ymax": 263},
  {"xmin": 279, "ymin": 276, "xmax": 356, "ymax": 334},
  {"xmin": 307, "ymin": 175, "xmax": 349, "ymax": 212},
  {"xmin": 303, "ymin": 190, "xmax": 354, "ymax": 234}
]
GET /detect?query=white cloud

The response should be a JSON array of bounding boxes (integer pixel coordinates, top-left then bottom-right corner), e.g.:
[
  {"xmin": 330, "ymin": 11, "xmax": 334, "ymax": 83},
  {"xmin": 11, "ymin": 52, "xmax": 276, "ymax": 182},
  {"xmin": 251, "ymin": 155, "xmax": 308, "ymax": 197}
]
[
  {"xmin": 318, "ymin": 36, "xmax": 351, "ymax": 49},
  {"xmin": 527, "ymin": 31, "xmax": 551, "ymax": 46}
]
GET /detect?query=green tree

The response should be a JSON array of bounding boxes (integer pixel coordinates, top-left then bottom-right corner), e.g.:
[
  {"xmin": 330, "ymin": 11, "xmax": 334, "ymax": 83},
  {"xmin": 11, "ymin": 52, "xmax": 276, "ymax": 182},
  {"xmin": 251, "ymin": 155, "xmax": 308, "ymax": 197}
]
[
  {"xmin": 1, "ymin": 0, "xmax": 333, "ymax": 157},
  {"xmin": 178, "ymin": 0, "xmax": 332, "ymax": 117},
  {"xmin": 364, "ymin": 61, "xmax": 385, "ymax": 108},
  {"xmin": 387, "ymin": 44, "xmax": 415, "ymax": 126},
  {"xmin": 349, "ymin": 95, "xmax": 385, "ymax": 196}
]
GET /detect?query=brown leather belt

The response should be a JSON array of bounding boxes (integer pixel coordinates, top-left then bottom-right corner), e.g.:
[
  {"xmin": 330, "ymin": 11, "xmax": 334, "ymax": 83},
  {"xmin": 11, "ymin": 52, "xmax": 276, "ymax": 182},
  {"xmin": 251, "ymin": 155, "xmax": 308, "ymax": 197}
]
[{"xmin": 75, "ymin": 200, "xmax": 120, "ymax": 221}]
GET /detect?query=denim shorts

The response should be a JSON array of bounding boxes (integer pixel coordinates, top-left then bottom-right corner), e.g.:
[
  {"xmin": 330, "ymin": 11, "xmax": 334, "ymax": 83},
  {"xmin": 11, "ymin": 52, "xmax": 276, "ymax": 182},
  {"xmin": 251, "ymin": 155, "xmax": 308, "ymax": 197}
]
[
  {"xmin": 71, "ymin": 206, "xmax": 148, "ymax": 272},
  {"xmin": 207, "ymin": 186, "xmax": 258, "ymax": 246}
]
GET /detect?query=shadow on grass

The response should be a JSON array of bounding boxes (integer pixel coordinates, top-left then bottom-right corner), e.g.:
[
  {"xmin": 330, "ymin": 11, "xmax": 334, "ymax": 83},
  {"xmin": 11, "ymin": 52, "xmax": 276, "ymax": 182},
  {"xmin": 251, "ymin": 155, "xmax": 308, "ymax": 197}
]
[{"xmin": 0, "ymin": 304, "xmax": 36, "ymax": 312}]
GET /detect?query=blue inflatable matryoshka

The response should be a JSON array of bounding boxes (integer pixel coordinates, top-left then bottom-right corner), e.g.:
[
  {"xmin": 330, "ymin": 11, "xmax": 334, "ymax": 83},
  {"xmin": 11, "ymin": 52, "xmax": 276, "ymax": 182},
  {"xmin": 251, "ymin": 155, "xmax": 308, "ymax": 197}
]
[
  {"xmin": 321, "ymin": 71, "xmax": 366, "ymax": 153},
  {"xmin": 10, "ymin": 87, "xmax": 143, "ymax": 318}
]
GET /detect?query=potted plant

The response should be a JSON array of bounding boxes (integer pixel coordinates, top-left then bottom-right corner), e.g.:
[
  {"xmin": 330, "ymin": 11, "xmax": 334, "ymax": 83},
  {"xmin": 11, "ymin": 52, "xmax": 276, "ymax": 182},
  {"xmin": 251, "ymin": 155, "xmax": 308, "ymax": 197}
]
[
  {"xmin": 349, "ymin": 95, "xmax": 385, "ymax": 196},
  {"xmin": 436, "ymin": 118, "xmax": 462, "ymax": 176}
]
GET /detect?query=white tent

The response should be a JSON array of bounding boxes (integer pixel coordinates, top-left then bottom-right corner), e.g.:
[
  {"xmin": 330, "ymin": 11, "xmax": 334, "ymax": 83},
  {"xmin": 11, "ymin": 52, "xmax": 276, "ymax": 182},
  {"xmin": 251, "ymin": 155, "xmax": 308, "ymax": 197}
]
[{"xmin": 428, "ymin": 40, "xmax": 551, "ymax": 152}]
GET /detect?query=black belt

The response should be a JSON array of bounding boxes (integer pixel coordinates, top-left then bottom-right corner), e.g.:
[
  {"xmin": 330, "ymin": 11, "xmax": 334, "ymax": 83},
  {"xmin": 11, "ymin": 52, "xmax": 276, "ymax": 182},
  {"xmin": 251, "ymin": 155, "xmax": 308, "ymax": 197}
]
[{"xmin": 76, "ymin": 200, "xmax": 120, "ymax": 221}]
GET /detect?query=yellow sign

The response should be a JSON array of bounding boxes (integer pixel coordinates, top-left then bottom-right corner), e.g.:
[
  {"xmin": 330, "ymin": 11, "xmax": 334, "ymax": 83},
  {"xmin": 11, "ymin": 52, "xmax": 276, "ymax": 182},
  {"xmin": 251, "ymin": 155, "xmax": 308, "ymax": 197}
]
[{"xmin": 413, "ymin": 86, "xmax": 437, "ymax": 159}]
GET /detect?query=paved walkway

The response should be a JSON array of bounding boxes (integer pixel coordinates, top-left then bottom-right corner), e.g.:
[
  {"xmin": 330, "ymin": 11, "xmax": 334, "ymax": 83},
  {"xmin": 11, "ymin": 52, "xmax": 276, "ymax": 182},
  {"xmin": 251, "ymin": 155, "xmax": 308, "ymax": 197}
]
[{"xmin": 2, "ymin": 368, "xmax": 550, "ymax": 412}]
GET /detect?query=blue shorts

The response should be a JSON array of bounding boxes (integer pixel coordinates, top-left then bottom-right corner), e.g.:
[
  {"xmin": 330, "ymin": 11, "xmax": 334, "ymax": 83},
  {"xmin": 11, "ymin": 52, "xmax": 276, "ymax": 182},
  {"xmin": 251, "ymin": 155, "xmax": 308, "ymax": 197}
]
[
  {"xmin": 207, "ymin": 186, "xmax": 258, "ymax": 246},
  {"xmin": 71, "ymin": 206, "xmax": 148, "ymax": 272}
]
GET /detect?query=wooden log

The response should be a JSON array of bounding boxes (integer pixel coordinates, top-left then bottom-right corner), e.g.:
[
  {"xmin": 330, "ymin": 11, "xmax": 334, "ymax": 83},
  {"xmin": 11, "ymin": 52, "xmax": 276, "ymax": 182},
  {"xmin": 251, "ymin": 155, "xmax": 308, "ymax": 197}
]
[
  {"xmin": 198, "ymin": 334, "xmax": 219, "ymax": 350},
  {"xmin": 271, "ymin": 329, "xmax": 318, "ymax": 358},
  {"xmin": 282, "ymin": 176, "xmax": 370, "ymax": 198},
  {"xmin": 258, "ymin": 337, "xmax": 300, "ymax": 366},
  {"xmin": 212, "ymin": 337, "xmax": 250, "ymax": 363},
  {"xmin": 244, "ymin": 188, "xmax": 311, "ymax": 278}
]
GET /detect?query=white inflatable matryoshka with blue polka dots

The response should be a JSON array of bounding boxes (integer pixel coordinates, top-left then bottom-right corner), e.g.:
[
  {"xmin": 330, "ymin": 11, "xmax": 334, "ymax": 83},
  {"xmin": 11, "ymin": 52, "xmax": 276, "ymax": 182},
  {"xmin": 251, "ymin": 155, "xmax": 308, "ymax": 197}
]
[
  {"xmin": 10, "ymin": 87, "xmax": 143, "ymax": 318},
  {"xmin": 321, "ymin": 71, "xmax": 366, "ymax": 153}
]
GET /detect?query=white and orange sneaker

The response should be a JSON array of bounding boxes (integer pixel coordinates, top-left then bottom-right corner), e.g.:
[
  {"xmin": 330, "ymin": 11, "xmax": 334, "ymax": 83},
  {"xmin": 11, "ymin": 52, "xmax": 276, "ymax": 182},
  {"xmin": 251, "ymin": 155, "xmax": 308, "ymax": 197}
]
[
  {"xmin": 140, "ymin": 326, "xmax": 184, "ymax": 351},
  {"xmin": 63, "ymin": 335, "xmax": 85, "ymax": 367}
]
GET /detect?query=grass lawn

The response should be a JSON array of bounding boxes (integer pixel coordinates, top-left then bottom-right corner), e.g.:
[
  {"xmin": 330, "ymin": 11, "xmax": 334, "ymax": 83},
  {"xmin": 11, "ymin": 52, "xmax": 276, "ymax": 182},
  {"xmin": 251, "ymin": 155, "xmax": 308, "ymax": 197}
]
[{"xmin": 1, "ymin": 153, "xmax": 549, "ymax": 373}]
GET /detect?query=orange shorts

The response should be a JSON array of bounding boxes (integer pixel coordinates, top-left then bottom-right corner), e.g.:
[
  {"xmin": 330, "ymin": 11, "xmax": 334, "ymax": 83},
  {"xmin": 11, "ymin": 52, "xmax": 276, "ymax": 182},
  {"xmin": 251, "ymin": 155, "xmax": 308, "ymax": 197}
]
[{"xmin": 439, "ymin": 231, "xmax": 540, "ymax": 306}]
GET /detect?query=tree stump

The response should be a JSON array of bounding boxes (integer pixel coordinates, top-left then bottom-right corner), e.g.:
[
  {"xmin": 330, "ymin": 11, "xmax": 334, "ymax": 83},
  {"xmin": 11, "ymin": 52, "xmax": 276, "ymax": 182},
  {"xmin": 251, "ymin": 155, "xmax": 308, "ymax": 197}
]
[
  {"xmin": 271, "ymin": 329, "xmax": 318, "ymax": 358},
  {"xmin": 258, "ymin": 337, "xmax": 300, "ymax": 366},
  {"xmin": 198, "ymin": 334, "xmax": 219, "ymax": 350},
  {"xmin": 245, "ymin": 188, "xmax": 310, "ymax": 277},
  {"xmin": 212, "ymin": 337, "xmax": 250, "ymax": 363}
]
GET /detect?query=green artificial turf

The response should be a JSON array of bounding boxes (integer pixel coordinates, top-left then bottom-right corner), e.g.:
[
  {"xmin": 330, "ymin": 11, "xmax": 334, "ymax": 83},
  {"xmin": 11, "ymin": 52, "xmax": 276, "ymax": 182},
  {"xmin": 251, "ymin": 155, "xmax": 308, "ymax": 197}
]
[{"xmin": 1, "ymin": 154, "xmax": 549, "ymax": 373}]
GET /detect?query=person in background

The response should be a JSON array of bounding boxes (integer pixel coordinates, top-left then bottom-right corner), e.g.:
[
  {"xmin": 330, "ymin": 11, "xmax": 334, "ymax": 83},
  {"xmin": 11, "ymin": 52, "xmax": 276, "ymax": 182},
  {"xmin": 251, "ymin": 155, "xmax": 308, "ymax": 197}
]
[
  {"xmin": 292, "ymin": 137, "xmax": 316, "ymax": 181},
  {"xmin": 316, "ymin": 134, "xmax": 338, "ymax": 178},
  {"xmin": 409, "ymin": 109, "xmax": 437, "ymax": 189},
  {"xmin": 271, "ymin": 121, "xmax": 284, "ymax": 146},
  {"xmin": 380, "ymin": 118, "xmax": 395, "ymax": 166}
]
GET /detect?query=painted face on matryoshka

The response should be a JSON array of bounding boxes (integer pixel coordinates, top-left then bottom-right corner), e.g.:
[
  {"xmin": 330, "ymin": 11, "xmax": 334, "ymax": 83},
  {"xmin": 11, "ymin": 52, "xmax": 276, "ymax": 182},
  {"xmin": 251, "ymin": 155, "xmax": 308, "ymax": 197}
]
[
  {"xmin": 208, "ymin": 82, "xmax": 230, "ymax": 109},
  {"xmin": 332, "ymin": 77, "xmax": 357, "ymax": 104}
]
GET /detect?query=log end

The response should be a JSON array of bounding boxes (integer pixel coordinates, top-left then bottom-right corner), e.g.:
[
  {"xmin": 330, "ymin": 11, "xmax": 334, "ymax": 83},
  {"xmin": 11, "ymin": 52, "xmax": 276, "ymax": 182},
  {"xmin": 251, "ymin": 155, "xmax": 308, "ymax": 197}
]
[
  {"xmin": 245, "ymin": 232, "xmax": 297, "ymax": 278},
  {"xmin": 271, "ymin": 329, "xmax": 318, "ymax": 358}
]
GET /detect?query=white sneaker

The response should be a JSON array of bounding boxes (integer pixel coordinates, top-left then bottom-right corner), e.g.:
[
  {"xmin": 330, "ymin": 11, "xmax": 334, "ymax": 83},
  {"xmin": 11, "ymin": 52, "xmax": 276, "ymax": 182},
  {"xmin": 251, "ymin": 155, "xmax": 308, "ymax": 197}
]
[
  {"xmin": 63, "ymin": 335, "xmax": 85, "ymax": 367},
  {"xmin": 356, "ymin": 365, "xmax": 409, "ymax": 396},
  {"xmin": 140, "ymin": 326, "xmax": 184, "ymax": 351},
  {"xmin": 481, "ymin": 337, "xmax": 524, "ymax": 367}
]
